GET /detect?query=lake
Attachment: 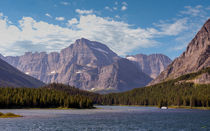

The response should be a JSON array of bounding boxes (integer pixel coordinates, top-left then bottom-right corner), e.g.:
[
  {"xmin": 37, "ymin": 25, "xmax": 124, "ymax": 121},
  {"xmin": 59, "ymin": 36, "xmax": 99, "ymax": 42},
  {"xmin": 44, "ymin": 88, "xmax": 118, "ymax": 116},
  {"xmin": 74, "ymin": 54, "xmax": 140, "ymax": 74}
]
[{"xmin": 0, "ymin": 106, "xmax": 210, "ymax": 131}]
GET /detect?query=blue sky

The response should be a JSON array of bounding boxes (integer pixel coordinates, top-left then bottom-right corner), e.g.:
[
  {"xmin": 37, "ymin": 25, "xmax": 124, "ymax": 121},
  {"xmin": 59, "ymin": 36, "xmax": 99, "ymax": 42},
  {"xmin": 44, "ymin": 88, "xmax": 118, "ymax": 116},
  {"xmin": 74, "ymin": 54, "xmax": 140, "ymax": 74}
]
[{"xmin": 0, "ymin": 0, "xmax": 209, "ymax": 59}]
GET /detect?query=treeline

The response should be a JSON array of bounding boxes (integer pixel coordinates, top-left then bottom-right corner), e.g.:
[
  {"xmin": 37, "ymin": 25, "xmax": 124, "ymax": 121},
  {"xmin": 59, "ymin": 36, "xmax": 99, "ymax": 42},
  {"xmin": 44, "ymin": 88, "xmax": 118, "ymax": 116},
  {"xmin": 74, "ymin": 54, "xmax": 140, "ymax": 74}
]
[
  {"xmin": 97, "ymin": 67, "xmax": 210, "ymax": 108},
  {"xmin": 98, "ymin": 82, "xmax": 210, "ymax": 108},
  {"xmin": 0, "ymin": 87, "xmax": 93, "ymax": 109},
  {"xmin": 42, "ymin": 83, "xmax": 100, "ymax": 103}
]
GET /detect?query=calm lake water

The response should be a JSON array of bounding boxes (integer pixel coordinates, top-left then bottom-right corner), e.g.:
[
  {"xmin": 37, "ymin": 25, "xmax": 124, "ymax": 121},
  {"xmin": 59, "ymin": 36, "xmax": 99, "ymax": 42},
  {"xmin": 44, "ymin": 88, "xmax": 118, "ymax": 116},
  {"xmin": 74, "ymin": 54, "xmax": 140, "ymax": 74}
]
[{"xmin": 0, "ymin": 106, "xmax": 210, "ymax": 131}]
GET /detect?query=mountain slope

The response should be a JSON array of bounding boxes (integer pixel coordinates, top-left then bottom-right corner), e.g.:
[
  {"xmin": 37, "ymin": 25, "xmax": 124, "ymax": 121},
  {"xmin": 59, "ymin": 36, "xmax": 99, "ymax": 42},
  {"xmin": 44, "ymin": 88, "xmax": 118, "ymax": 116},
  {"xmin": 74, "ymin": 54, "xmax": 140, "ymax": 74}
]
[
  {"xmin": 2, "ymin": 38, "xmax": 152, "ymax": 92},
  {"xmin": 95, "ymin": 58, "xmax": 152, "ymax": 92},
  {"xmin": 0, "ymin": 58, "xmax": 44, "ymax": 87},
  {"xmin": 150, "ymin": 19, "xmax": 210, "ymax": 85},
  {"xmin": 126, "ymin": 54, "xmax": 172, "ymax": 79}
]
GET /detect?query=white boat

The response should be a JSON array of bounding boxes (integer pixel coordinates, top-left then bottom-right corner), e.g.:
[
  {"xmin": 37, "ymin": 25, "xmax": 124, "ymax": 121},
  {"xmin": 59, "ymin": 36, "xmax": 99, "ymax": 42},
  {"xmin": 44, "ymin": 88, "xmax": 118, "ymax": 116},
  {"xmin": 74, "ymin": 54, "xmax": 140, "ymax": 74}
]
[{"xmin": 161, "ymin": 106, "xmax": 168, "ymax": 109}]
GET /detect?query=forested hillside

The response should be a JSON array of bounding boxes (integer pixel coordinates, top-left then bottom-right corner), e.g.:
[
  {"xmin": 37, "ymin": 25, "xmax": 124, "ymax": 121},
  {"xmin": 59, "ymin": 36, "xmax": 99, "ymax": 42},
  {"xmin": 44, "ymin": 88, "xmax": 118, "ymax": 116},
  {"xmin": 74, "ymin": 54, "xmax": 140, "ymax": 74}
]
[
  {"xmin": 0, "ymin": 87, "xmax": 93, "ymax": 109},
  {"xmin": 43, "ymin": 83, "xmax": 100, "ymax": 103},
  {"xmin": 98, "ymin": 67, "xmax": 210, "ymax": 108}
]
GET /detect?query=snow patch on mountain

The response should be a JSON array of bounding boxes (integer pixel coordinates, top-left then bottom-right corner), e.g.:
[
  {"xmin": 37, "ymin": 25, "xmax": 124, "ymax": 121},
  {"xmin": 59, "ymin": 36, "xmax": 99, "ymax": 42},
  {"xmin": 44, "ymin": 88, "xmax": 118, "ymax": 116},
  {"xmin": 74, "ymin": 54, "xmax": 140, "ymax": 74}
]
[
  {"xmin": 126, "ymin": 56, "xmax": 137, "ymax": 61},
  {"xmin": 91, "ymin": 47, "xmax": 108, "ymax": 54}
]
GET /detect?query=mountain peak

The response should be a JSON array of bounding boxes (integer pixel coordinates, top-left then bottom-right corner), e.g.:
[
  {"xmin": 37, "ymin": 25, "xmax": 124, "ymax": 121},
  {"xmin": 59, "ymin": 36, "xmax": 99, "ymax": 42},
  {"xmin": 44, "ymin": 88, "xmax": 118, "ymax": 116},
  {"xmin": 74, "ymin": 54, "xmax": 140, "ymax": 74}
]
[{"xmin": 75, "ymin": 37, "xmax": 90, "ymax": 44}]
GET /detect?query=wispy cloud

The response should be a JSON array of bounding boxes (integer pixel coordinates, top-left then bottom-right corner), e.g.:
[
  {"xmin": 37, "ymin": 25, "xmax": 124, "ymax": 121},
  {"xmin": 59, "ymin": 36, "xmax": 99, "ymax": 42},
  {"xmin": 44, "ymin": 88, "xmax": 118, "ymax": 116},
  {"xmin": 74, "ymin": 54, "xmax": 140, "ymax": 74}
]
[
  {"xmin": 115, "ymin": 15, "xmax": 120, "ymax": 19},
  {"xmin": 121, "ymin": 2, "xmax": 128, "ymax": 11},
  {"xmin": 55, "ymin": 17, "xmax": 65, "ymax": 21},
  {"xmin": 105, "ymin": 6, "xmax": 112, "ymax": 12},
  {"xmin": 60, "ymin": 1, "xmax": 70, "ymax": 6},
  {"xmin": 45, "ymin": 13, "xmax": 52, "ymax": 18},
  {"xmin": 104, "ymin": 2, "xmax": 122, "ymax": 12},
  {"xmin": 75, "ymin": 9, "xmax": 93, "ymax": 15},
  {"xmin": 155, "ymin": 18, "xmax": 188, "ymax": 36},
  {"xmin": 180, "ymin": 5, "xmax": 203, "ymax": 17},
  {"xmin": 67, "ymin": 18, "xmax": 78, "ymax": 26}
]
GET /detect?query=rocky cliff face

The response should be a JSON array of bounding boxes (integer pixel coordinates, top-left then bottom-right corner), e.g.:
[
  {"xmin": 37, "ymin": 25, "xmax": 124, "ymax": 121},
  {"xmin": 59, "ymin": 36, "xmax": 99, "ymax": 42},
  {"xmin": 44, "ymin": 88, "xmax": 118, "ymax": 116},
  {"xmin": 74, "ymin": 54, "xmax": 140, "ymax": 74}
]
[
  {"xmin": 3, "ymin": 38, "xmax": 152, "ymax": 92},
  {"xmin": 96, "ymin": 58, "xmax": 152, "ymax": 92},
  {"xmin": 0, "ymin": 58, "xmax": 44, "ymax": 87},
  {"xmin": 150, "ymin": 19, "xmax": 210, "ymax": 85},
  {"xmin": 126, "ymin": 54, "xmax": 172, "ymax": 79}
]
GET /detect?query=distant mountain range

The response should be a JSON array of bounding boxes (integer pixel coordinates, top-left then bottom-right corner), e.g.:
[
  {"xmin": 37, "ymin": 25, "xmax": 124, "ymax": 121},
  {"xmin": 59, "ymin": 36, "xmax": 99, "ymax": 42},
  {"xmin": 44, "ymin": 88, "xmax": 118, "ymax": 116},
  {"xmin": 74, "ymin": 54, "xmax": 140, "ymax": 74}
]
[
  {"xmin": 0, "ymin": 38, "xmax": 171, "ymax": 92},
  {"xmin": 0, "ymin": 58, "xmax": 44, "ymax": 87},
  {"xmin": 150, "ymin": 19, "xmax": 210, "ymax": 85},
  {"xmin": 126, "ymin": 54, "xmax": 171, "ymax": 79}
]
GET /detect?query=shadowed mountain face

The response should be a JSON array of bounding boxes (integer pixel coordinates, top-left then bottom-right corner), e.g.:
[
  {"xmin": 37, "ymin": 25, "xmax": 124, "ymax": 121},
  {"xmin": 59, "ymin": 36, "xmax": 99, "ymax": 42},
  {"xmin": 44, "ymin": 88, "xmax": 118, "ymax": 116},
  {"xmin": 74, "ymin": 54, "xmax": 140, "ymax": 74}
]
[
  {"xmin": 150, "ymin": 19, "xmax": 210, "ymax": 85},
  {"xmin": 126, "ymin": 54, "xmax": 172, "ymax": 79},
  {"xmin": 0, "ymin": 58, "xmax": 44, "ymax": 87},
  {"xmin": 2, "ymin": 38, "xmax": 152, "ymax": 92}
]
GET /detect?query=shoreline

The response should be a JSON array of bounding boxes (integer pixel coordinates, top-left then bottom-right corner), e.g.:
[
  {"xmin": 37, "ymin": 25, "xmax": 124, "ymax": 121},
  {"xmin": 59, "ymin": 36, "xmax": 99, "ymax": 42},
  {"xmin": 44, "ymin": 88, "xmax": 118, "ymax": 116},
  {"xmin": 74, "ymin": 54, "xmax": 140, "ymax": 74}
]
[
  {"xmin": 0, "ymin": 107, "xmax": 97, "ymax": 110},
  {"xmin": 96, "ymin": 105, "xmax": 210, "ymax": 110},
  {"xmin": 0, "ymin": 105, "xmax": 209, "ymax": 110}
]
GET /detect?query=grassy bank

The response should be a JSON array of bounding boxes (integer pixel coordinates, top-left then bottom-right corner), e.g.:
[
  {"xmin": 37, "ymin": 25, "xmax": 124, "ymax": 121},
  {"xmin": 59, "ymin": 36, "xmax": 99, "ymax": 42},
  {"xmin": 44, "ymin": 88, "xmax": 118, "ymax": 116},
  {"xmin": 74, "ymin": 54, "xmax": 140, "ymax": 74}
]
[{"xmin": 0, "ymin": 112, "xmax": 22, "ymax": 118}]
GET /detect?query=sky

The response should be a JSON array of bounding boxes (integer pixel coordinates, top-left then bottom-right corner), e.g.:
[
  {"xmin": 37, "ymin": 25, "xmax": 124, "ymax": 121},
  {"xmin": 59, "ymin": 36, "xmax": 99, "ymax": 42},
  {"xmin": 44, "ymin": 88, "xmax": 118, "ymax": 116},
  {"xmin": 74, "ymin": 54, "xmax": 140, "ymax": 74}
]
[{"xmin": 0, "ymin": 0, "xmax": 209, "ymax": 59}]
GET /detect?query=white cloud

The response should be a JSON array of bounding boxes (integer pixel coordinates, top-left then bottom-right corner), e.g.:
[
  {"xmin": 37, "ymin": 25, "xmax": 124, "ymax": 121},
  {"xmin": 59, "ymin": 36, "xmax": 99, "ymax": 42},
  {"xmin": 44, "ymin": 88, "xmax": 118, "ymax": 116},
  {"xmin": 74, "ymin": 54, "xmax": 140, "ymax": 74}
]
[
  {"xmin": 105, "ymin": 6, "xmax": 112, "ymax": 12},
  {"xmin": 155, "ymin": 18, "xmax": 188, "ymax": 36},
  {"xmin": 113, "ymin": 7, "xmax": 117, "ymax": 10},
  {"xmin": 55, "ymin": 17, "xmax": 65, "ymax": 21},
  {"xmin": 180, "ymin": 5, "xmax": 203, "ymax": 17},
  {"xmin": 0, "ymin": 13, "xmax": 159, "ymax": 56},
  {"xmin": 122, "ymin": 2, "xmax": 128, "ymax": 6},
  {"xmin": 75, "ymin": 9, "xmax": 93, "ymax": 15},
  {"xmin": 45, "ymin": 13, "xmax": 52, "ymax": 18},
  {"xmin": 60, "ymin": 1, "xmax": 70, "ymax": 6},
  {"xmin": 67, "ymin": 18, "xmax": 78, "ymax": 26},
  {"xmin": 115, "ymin": 15, "xmax": 120, "ymax": 19},
  {"xmin": 121, "ymin": 6, "xmax": 127, "ymax": 11},
  {"xmin": 121, "ymin": 2, "xmax": 128, "ymax": 11},
  {"xmin": 105, "ymin": 5, "xmax": 117, "ymax": 11}
]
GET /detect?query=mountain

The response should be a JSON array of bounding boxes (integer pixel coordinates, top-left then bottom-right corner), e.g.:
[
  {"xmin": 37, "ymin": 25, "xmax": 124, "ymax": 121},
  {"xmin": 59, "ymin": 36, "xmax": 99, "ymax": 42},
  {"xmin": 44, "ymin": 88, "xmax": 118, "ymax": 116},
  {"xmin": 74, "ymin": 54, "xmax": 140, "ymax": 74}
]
[
  {"xmin": 150, "ymin": 19, "xmax": 210, "ymax": 85},
  {"xmin": 2, "ymin": 38, "xmax": 152, "ymax": 92},
  {"xmin": 95, "ymin": 58, "xmax": 152, "ymax": 92},
  {"xmin": 126, "ymin": 54, "xmax": 172, "ymax": 79},
  {"xmin": 0, "ymin": 58, "xmax": 44, "ymax": 87}
]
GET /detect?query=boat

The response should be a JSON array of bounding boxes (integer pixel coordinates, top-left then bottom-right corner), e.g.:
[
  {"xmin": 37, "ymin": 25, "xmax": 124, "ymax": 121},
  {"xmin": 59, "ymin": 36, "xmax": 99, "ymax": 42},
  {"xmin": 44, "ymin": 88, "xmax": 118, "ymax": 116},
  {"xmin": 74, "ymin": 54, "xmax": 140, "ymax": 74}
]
[{"xmin": 161, "ymin": 106, "xmax": 168, "ymax": 109}]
